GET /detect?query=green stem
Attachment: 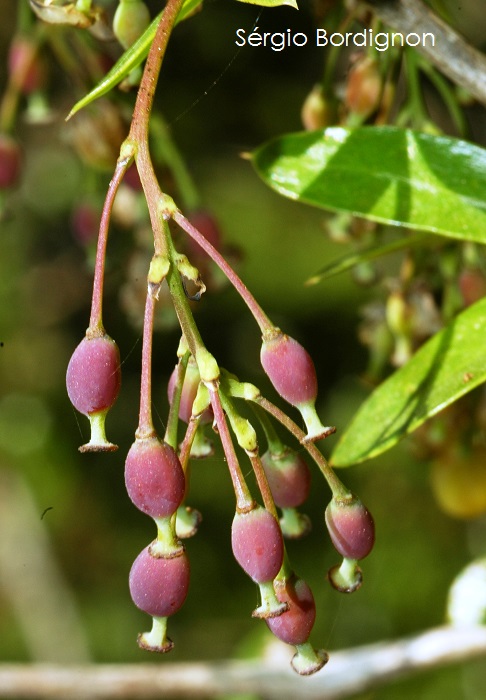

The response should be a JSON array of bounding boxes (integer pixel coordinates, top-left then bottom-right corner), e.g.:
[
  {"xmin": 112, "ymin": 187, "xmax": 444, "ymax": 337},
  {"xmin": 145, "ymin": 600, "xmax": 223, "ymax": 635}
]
[
  {"xmin": 150, "ymin": 115, "xmax": 200, "ymax": 210},
  {"xmin": 251, "ymin": 403, "xmax": 285, "ymax": 455},
  {"xmin": 254, "ymin": 396, "xmax": 349, "ymax": 500},
  {"xmin": 164, "ymin": 351, "xmax": 190, "ymax": 450}
]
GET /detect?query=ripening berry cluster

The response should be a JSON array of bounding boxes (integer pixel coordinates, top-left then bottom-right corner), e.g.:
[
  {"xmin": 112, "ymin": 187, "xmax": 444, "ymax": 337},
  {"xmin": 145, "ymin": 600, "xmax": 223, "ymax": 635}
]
[{"xmin": 66, "ymin": 200, "xmax": 375, "ymax": 673}]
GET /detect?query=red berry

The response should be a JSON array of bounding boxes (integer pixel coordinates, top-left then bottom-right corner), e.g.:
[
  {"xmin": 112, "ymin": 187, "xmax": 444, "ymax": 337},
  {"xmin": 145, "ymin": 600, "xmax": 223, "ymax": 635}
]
[
  {"xmin": 8, "ymin": 36, "xmax": 46, "ymax": 95},
  {"xmin": 325, "ymin": 497, "xmax": 375, "ymax": 560},
  {"xmin": 66, "ymin": 334, "xmax": 121, "ymax": 417},
  {"xmin": 125, "ymin": 437, "xmax": 185, "ymax": 518},
  {"xmin": 266, "ymin": 577, "xmax": 316, "ymax": 645},
  {"xmin": 261, "ymin": 448, "xmax": 311, "ymax": 508},
  {"xmin": 261, "ymin": 332, "xmax": 317, "ymax": 408},
  {"xmin": 231, "ymin": 507, "xmax": 284, "ymax": 584},
  {"xmin": 129, "ymin": 547, "xmax": 190, "ymax": 618},
  {"xmin": 0, "ymin": 134, "xmax": 22, "ymax": 189}
]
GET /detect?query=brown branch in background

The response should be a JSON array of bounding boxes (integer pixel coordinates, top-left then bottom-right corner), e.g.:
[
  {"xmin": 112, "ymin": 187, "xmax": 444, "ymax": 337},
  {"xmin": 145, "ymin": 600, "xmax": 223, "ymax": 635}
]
[
  {"xmin": 1, "ymin": 626, "xmax": 486, "ymax": 699},
  {"xmin": 367, "ymin": 0, "xmax": 486, "ymax": 105}
]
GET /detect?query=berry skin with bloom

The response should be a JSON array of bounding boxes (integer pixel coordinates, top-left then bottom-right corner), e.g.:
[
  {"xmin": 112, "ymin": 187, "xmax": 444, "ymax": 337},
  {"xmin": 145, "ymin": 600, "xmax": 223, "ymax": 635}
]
[
  {"xmin": 66, "ymin": 334, "xmax": 121, "ymax": 417},
  {"xmin": 261, "ymin": 448, "xmax": 311, "ymax": 509},
  {"xmin": 325, "ymin": 497, "xmax": 375, "ymax": 561},
  {"xmin": 266, "ymin": 577, "xmax": 316, "ymax": 646},
  {"xmin": 231, "ymin": 507, "xmax": 284, "ymax": 584},
  {"xmin": 129, "ymin": 546, "xmax": 190, "ymax": 618},
  {"xmin": 66, "ymin": 333, "xmax": 121, "ymax": 451},
  {"xmin": 125, "ymin": 437, "xmax": 186, "ymax": 519}
]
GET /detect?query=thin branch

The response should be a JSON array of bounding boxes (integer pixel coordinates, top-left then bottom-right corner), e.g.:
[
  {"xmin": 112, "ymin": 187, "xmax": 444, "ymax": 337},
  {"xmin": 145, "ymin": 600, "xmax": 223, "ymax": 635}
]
[
  {"xmin": 1, "ymin": 626, "xmax": 486, "ymax": 698},
  {"xmin": 367, "ymin": 0, "xmax": 486, "ymax": 105}
]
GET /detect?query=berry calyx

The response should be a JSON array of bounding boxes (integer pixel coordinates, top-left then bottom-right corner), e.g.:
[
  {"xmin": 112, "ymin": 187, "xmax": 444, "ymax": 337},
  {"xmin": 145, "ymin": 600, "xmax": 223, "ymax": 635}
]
[
  {"xmin": 325, "ymin": 496, "xmax": 375, "ymax": 561},
  {"xmin": 66, "ymin": 332, "xmax": 121, "ymax": 451},
  {"xmin": 125, "ymin": 436, "xmax": 186, "ymax": 519},
  {"xmin": 260, "ymin": 330, "xmax": 332, "ymax": 441}
]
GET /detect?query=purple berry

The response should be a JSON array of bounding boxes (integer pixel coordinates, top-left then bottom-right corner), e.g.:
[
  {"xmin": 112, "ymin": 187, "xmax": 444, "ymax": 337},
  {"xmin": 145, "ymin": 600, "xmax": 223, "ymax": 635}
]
[
  {"xmin": 66, "ymin": 333, "xmax": 121, "ymax": 417},
  {"xmin": 167, "ymin": 360, "xmax": 212, "ymax": 424},
  {"xmin": 125, "ymin": 437, "xmax": 186, "ymax": 518},
  {"xmin": 261, "ymin": 332, "xmax": 317, "ymax": 408},
  {"xmin": 129, "ymin": 547, "xmax": 190, "ymax": 618},
  {"xmin": 231, "ymin": 507, "xmax": 284, "ymax": 584},
  {"xmin": 261, "ymin": 448, "xmax": 311, "ymax": 508},
  {"xmin": 266, "ymin": 577, "xmax": 316, "ymax": 645},
  {"xmin": 0, "ymin": 134, "xmax": 22, "ymax": 189},
  {"xmin": 325, "ymin": 497, "xmax": 375, "ymax": 560}
]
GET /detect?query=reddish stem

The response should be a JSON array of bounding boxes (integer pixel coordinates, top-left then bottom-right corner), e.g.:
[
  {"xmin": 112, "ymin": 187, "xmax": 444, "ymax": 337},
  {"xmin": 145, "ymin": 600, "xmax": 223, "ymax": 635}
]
[
  {"xmin": 247, "ymin": 452, "xmax": 279, "ymax": 521},
  {"xmin": 136, "ymin": 289, "xmax": 157, "ymax": 439},
  {"xmin": 209, "ymin": 386, "xmax": 254, "ymax": 513},
  {"xmin": 89, "ymin": 160, "xmax": 130, "ymax": 333},
  {"xmin": 173, "ymin": 210, "xmax": 274, "ymax": 335}
]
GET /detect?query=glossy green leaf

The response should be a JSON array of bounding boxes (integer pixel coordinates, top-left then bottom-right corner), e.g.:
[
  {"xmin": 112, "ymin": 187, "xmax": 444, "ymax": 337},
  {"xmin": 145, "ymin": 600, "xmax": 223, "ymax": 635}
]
[
  {"xmin": 252, "ymin": 127, "xmax": 486, "ymax": 243},
  {"xmin": 331, "ymin": 297, "xmax": 486, "ymax": 467},
  {"xmin": 66, "ymin": 0, "xmax": 202, "ymax": 120},
  {"xmin": 236, "ymin": 0, "xmax": 298, "ymax": 7}
]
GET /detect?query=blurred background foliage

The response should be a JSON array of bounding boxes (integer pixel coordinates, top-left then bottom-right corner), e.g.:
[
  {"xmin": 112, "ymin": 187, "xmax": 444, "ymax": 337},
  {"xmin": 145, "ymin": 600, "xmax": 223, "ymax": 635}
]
[{"xmin": 0, "ymin": 0, "xmax": 486, "ymax": 698}]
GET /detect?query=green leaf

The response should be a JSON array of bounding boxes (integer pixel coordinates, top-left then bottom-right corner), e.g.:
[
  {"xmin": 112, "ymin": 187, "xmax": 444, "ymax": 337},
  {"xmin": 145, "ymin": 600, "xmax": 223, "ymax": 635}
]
[
  {"xmin": 330, "ymin": 297, "xmax": 486, "ymax": 467},
  {"xmin": 306, "ymin": 232, "xmax": 430, "ymax": 285},
  {"xmin": 66, "ymin": 0, "xmax": 203, "ymax": 120},
  {"xmin": 236, "ymin": 0, "xmax": 298, "ymax": 6},
  {"xmin": 252, "ymin": 126, "xmax": 486, "ymax": 243}
]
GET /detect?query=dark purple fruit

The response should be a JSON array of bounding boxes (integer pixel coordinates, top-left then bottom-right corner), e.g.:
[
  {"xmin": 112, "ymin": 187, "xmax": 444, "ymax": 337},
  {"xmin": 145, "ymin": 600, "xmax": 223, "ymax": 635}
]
[
  {"xmin": 266, "ymin": 577, "xmax": 316, "ymax": 645},
  {"xmin": 325, "ymin": 497, "xmax": 375, "ymax": 560},
  {"xmin": 261, "ymin": 448, "xmax": 311, "ymax": 508},
  {"xmin": 129, "ymin": 546, "xmax": 190, "ymax": 618},
  {"xmin": 231, "ymin": 507, "xmax": 284, "ymax": 584},
  {"xmin": 66, "ymin": 333, "xmax": 121, "ymax": 417},
  {"xmin": 125, "ymin": 437, "xmax": 185, "ymax": 519}
]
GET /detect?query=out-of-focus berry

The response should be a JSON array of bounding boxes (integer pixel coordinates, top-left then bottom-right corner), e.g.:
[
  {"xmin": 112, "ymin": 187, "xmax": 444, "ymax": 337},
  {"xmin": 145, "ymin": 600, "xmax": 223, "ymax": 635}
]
[
  {"xmin": 301, "ymin": 85, "xmax": 331, "ymax": 131},
  {"xmin": 113, "ymin": 0, "xmax": 151, "ymax": 49},
  {"xmin": 345, "ymin": 55, "xmax": 382, "ymax": 118},
  {"xmin": 8, "ymin": 36, "xmax": 46, "ymax": 95},
  {"xmin": 0, "ymin": 134, "xmax": 22, "ymax": 189}
]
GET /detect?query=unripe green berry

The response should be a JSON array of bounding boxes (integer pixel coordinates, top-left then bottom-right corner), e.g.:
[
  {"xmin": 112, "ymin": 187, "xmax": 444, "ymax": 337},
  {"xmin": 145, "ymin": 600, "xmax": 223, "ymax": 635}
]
[{"xmin": 113, "ymin": 0, "xmax": 151, "ymax": 50}]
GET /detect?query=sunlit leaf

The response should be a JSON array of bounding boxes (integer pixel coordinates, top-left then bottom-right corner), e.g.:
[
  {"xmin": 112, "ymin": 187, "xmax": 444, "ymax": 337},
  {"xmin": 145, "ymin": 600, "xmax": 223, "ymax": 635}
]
[
  {"xmin": 66, "ymin": 0, "xmax": 203, "ymax": 120},
  {"xmin": 252, "ymin": 127, "xmax": 486, "ymax": 242},
  {"xmin": 235, "ymin": 0, "xmax": 298, "ymax": 7},
  {"xmin": 330, "ymin": 297, "xmax": 486, "ymax": 466}
]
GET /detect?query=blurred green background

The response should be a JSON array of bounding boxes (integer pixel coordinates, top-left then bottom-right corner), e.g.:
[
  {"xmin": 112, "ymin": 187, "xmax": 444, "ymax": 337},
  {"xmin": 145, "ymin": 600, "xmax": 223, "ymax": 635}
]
[{"xmin": 0, "ymin": 0, "xmax": 486, "ymax": 698}]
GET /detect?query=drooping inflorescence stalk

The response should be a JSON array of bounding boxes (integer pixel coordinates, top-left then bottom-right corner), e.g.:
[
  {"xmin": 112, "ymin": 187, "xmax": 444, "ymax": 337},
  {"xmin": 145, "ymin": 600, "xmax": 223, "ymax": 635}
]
[{"xmin": 64, "ymin": 0, "xmax": 376, "ymax": 674}]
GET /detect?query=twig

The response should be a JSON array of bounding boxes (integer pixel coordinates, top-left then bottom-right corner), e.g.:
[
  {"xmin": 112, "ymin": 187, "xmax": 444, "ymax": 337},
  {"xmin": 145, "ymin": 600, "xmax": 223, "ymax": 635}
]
[
  {"xmin": 367, "ymin": 0, "xmax": 486, "ymax": 105},
  {"xmin": 1, "ymin": 625, "xmax": 486, "ymax": 698}
]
